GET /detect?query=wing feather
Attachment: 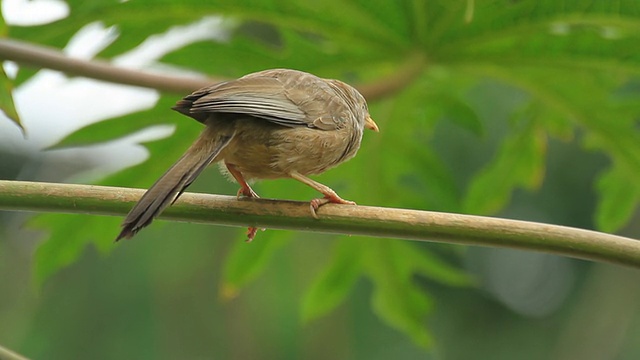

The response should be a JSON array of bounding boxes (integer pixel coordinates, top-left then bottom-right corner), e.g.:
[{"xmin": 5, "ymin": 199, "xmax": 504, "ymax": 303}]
[{"xmin": 173, "ymin": 70, "xmax": 344, "ymax": 130}]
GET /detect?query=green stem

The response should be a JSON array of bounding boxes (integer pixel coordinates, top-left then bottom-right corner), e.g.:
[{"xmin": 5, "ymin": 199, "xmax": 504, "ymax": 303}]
[{"xmin": 1, "ymin": 180, "xmax": 639, "ymax": 268}]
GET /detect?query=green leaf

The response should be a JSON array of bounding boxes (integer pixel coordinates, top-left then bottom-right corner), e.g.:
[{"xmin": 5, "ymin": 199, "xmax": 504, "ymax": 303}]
[
  {"xmin": 30, "ymin": 214, "xmax": 121, "ymax": 285},
  {"xmin": 221, "ymin": 232, "xmax": 291, "ymax": 299},
  {"xmin": 464, "ymin": 109, "xmax": 546, "ymax": 214},
  {"xmin": 29, "ymin": 119, "xmax": 203, "ymax": 284},
  {"xmin": 435, "ymin": 92, "xmax": 484, "ymax": 136},
  {"xmin": 595, "ymin": 165, "xmax": 640, "ymax": 233},
  {"xmin": 49, "ymin": 96, "xmax": 177, "ymax": 149},
  {"xmin": 363, "ymin": 78, "xmax": 463, "ymax": 212},
  {"xmin": 11, "ymin": 0, "xmax": 640, "ymax": 350},
  {"xmin": 364, "ymin": 240, "xmax": 433, "ymax": 348},
  {"xmin": 539, "ymin": 109, "xmax": 574, "ymax": 141},
  {"xmin": 301, "ymin": 239, "xmax": 362, "ymax": 322},
  {"xmin": 439, "ymin": 4, "xmax": 640, "ymax": 75},
  {"xmin": 0, "ymin": 66, "xmax": 22, "ymax": 132},
  {"xmin": 457, "ymin": 62, "xmax": 640, "ymax": 241},
  {"xmin": 0, "ymin": 6, "xmax": 20, "ymax": 130},
  {"xmin": 394, "ymin": 241, "xmax": 472, "ymax": 287},
  {"xmin": 0, "ymin": 7, "xmax": 4, "ymax": 32}
]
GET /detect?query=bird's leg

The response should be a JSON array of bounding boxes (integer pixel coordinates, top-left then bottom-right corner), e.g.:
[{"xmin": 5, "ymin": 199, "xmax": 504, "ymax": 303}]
[
  {"xmin": 225, "ymin": 162, "xmax": 261, "ymax": 242},
  {"xmin": 225, "ymin": 163, "xmax": 260, "ymax": 199},
  {"xmin": 289, "ymin": 171, "xmax": 356, "ymax": 218}
]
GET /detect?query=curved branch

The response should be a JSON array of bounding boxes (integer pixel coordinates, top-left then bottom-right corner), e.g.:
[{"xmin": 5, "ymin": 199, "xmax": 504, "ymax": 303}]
[
  {"xmin": 0, "ymin": 39, "xmax": 216, "ymax": 93},
  {"xmin": 1, "ymin": 180, "xmax": 639, "ymax": 268},
  {"xmin": 0, "ymin": 39, "xmax": 422, "ymax": 100},
  {"xmin": 0, "ymin": 344, "xmax": 30, "ymax": 360},
  {"xmin": 356, "ymin": 52, "xmax": 426, "ymax": 99}
]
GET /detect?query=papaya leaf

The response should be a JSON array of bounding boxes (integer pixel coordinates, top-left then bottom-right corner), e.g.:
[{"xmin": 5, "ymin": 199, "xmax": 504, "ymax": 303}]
[
  {"xmin": 0, "ymin": 65, "xmax": 22, "ymax": 132},
  {"xmin": 49, "ymin": 96, "xmax": 178, "ymax": 149},
  {"xmin": 301, "ymin": 239, "xmax": 362, "ymax": 322},
  {"xmin": 393, "ymin": 241, "xmax": 472, "ymax": 287},
  {"xmin": 364, "ymin": 240, "xmax": 433, "ymax": 348},
  {"xmin": 596, "ymin": 165, "xmax": 640, "ymax": 233},
  {"xmin": 464, "ymin": 109, "xmax": 546, "ymax": 214},
  {"xmin": 221, "ymin": 232, "xmax": 291, "ymax": 299},
  {"xmin": 29, "ymin": 118, "xmax": 202, "ymax": 285}
]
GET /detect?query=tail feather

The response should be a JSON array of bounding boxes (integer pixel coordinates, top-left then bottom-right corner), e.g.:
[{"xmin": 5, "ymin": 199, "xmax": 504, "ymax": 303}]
[{"xmin": 116, "ymin": 128, "xmax": 233, "ymax": 241}]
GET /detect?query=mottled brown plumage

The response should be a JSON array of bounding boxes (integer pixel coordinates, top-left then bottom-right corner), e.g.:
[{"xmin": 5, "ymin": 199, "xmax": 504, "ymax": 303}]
[{"xmin": 116, "ymin": 69, "xmax": 378, "ymax": 242}]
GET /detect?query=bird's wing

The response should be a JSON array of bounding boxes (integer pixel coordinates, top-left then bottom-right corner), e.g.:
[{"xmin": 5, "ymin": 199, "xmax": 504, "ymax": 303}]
[{"xmin": 173, "ymin": 69, "xmax": 345, "ymax": 130}]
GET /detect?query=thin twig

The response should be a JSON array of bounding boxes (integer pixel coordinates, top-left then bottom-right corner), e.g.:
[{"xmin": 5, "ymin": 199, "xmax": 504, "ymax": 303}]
[{"xmin": 1, "ymin": 180, "xmax": 639, "ymax": 268}]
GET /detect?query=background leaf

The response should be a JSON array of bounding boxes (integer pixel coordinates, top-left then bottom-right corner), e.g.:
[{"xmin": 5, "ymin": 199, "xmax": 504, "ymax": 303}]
[
  {"xmin": 48, "ymin": 96, "xmax": 175, "ymax": 149},
  {"xmin": 0, "ymin": 12, "xmax": 22, "ymax": 131},
  {"xmin": 595, "ymin": 165, "xmax": 640, "ymax": 233},
  {"xmin": 221, "ymin": 233, "xmax": 291, "ymax": 299},
  {"xmin": 2, "ymin": 0, "xmax": 640, "ymax": 357},
  {"xmin": 0, "ymin": 65, "xmax": 21, "ymax": 131},
  {"xmin": 365, "ymin": 240, "xmax": 433, "ymax": 348},
  {"xmin": 464, "ymin": 109, "xmax": 547, "ymax": 214},
  {"xmin": 301, "ymin": 239, "xmax": 362, "ymax": 322}
]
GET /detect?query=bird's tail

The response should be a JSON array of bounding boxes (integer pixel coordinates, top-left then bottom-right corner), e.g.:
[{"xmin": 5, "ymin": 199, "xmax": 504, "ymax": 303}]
[{"xmin": 116, "ymin": 125, "xmax": 234, "ymax": 241}]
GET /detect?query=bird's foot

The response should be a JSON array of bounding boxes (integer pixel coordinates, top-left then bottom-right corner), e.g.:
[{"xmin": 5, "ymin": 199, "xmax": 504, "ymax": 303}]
[
  {"xmin": 309, "ymin": 195, "xmax": 356, "ymax": 219},
  {"xmin": 237, "ymin": 187, "xmax": 262, "ymax": 241},
  {"xmin": 236, "ymin": 186, "xmax": 260, "ymax": 200},
  {"xmin": 246, "ymin": 226, "xmax": 258, "ymax": 242},
  {"xmin": 245, "ymin": 226, "xmax": 266, "ymax": 242}
]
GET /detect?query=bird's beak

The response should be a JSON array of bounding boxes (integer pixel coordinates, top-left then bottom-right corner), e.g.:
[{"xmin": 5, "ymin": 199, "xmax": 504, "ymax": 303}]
[{"xmin": 365, "ymin": 115, "xmax": 379, "ymax": 132}]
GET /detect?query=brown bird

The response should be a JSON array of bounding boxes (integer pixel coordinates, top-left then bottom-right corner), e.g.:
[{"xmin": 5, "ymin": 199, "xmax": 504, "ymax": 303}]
[{"xmin": 116, "ymin": 69, "xmax": 378, "ymax": 242}]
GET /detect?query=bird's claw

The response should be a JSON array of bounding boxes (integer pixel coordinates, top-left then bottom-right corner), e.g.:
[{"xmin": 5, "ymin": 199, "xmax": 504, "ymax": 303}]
[
  {"xmin": 310, "ymin": 198, "xmax": 329, "ymax": 219},
  {"xmin": 245, "ymin": 226, "xmax": 266, "ymax": 242},
  {"xmin": 237, "ymin": 187, "xmax": 260, "ymax": 200},
  {"xmin": 246, "ymin": 226, "xmax": 258, "ymax": 242},
  {"xmin": 309, "ymin": 196, "xmax": 356, "ymax": 218}
]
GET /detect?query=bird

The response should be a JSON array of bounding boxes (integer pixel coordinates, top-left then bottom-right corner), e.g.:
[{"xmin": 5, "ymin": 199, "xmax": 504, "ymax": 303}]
[{"xmin": 115, "ymin": 68, "xmax": 378, "ymax": 242}]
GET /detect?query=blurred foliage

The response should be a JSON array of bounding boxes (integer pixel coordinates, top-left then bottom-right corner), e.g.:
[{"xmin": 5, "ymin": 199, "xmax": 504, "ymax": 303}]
[
  {"xmin": 2, "ymin": 0, "xmax": 640, "ymax": 355},
  {"xmin": 0, "ymin": 59, "xmax": 20, "ymax": 130},
  {"xmin": 0, "ymin": 12, "xmax": 21, "ymax": 130}
]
